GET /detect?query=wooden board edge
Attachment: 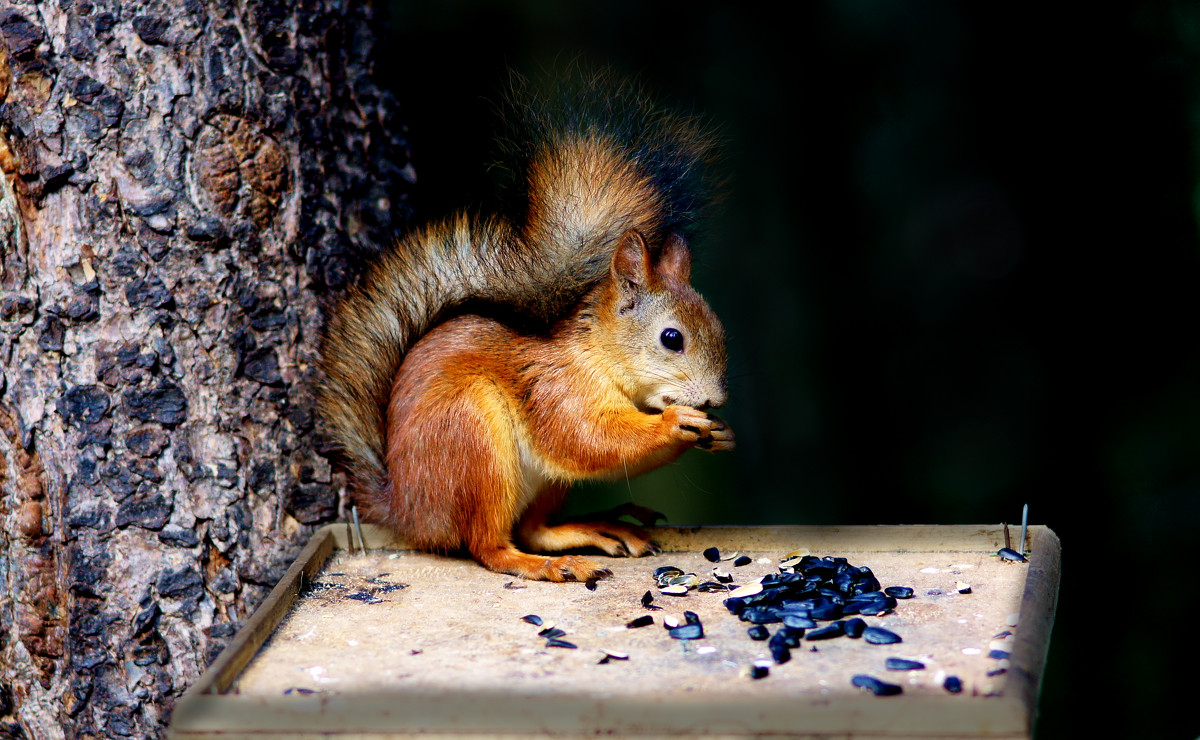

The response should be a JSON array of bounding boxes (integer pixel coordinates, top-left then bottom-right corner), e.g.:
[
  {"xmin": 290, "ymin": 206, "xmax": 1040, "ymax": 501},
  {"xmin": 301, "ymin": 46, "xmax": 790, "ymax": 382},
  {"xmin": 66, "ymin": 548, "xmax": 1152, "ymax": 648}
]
[
  {"xmin": 179, "ymin": 525, "xmax": 337, "ymax": 700},
  {"xmin": 1002, "ymin": 525, "xmax": 1062, "ymax": 736},
  {"xmin": 344, "ymin": 522, "xmax": 1016, "ymax": 555},
  {"xmin": 651, "ymin": 524, "xmax": 1012, "ymax": 552},
  {"xmin": 171, "ymin": 735, "xmax": 1032, "ymax": 740},
  {"xmin": 168, "ymin": 689, "xmax": 1030, "ymax": 736}
]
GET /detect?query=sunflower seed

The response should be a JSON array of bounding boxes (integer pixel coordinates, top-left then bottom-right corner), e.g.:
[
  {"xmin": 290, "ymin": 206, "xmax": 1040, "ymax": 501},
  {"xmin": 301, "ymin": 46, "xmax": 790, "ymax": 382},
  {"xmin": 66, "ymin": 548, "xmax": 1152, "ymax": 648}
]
[
  {"xmin": 768, "ymin": 633, "xmax": 791, "ymax": 663},
  {"xmin": 885, "ymin": 658, "xmax": 925, "ymax": 671},
  {"xmin": 852, "ymin": 674, "xmax": 902, "ymax": 696},
  {"xmin": 781, "ymin": 614, "xmax": 817, "ymax": 630},
  {"xmin": 805, "ymin": 622, "xmax": 845, "ymax": 641},
  {"xmin": 641, "ymin": 590, "xmax": 663, "ymax": 611},
  {"xmin": 998, "ymin": 547, "xmax": 1027, "ymax": 562},
  {"xmin": 668, "ymin": 623, "xmax": 703, "ymax": 640},
  {"xmin": 843, "ymin": 617, "xmax": 867, "ymax": 638},
  {"xmin": 667, "ymin": 573, "xmax": 699, "ymax": 588},
  {"xmin": 728, "ymin": 582, "xmax": 763, "ymax": 598},
  {"xmin": 809, "ymin": 600, "xmax": 843, "ymax": 621},
  {"xmin": 740, "ymin": 607, "xmax": 781, "ymax": 625},
  {"xmin": 862, "ymin": 626, "xmax": 902, "ymax": 645},
  {"xmin": 545, "ymin": 638, "xmax": 577, "ymax": 649}
]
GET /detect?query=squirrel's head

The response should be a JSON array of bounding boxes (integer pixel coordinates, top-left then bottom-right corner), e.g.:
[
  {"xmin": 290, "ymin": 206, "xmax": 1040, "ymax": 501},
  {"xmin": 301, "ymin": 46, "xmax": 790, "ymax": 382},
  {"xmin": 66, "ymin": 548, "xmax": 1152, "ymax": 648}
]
[{"xmin": 596, "ymin": 229, "xmax": 728, "ymax": 413}]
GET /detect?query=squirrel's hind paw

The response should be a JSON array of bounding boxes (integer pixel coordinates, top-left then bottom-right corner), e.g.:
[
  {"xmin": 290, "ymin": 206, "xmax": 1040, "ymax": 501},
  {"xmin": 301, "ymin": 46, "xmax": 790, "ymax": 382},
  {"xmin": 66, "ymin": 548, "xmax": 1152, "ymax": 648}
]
[
  {"xmin": 547, "ymin": 555, "xmax": 613, "ymax": 582},
  {"xmin": 521, "ymin": 521, "xmax": 658, "ymax": 558},
  {"xmin": 476, "ymin": 546, "xmax": 613, "ymax": 582}
]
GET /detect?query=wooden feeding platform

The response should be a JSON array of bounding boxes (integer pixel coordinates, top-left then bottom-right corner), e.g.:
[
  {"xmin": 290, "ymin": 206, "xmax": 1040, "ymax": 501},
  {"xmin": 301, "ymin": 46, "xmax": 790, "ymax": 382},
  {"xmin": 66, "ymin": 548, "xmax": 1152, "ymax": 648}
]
[{"xmin": 169, "ymin": 524, "xmax": 1060, "ymax": 739}]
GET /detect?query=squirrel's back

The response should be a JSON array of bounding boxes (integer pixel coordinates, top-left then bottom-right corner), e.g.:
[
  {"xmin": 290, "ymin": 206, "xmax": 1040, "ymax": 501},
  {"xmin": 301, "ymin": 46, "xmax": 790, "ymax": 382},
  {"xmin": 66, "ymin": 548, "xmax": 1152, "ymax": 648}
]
[{"xmin": 318, "ymin": 69, "xmax": 719, "ymax": 498}]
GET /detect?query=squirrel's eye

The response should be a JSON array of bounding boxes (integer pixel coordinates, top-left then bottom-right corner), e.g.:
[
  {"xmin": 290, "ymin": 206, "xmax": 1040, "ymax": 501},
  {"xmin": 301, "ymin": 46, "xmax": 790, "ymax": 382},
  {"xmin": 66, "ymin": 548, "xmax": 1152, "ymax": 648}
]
[{"xmin": 660, "ymin": 328, "xmax": 684, "ymax": 352}]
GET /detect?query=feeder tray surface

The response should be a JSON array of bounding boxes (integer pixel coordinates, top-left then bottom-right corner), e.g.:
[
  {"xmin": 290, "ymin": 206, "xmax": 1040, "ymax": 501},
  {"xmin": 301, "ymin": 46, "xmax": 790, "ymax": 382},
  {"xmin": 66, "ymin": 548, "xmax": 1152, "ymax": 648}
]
[{"xmin": 170, "ymin": 524, "xmax": 1059, "ymax": 740}]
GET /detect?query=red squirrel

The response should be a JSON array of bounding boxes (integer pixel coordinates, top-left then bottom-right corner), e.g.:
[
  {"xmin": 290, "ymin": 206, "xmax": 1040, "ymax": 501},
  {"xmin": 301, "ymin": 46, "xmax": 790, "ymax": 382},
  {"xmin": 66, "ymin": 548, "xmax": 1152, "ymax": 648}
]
[{"xmin": 318, "ymin": 71, "xmax": 733, "ymax": 581}]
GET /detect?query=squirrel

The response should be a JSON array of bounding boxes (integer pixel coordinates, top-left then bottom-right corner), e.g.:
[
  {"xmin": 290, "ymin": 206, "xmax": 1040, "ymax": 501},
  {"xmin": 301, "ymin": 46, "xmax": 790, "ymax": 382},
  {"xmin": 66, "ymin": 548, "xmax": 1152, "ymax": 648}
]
[{"xmin": 317, "ymin": 71, "xmax": 734, "ymax": 581}]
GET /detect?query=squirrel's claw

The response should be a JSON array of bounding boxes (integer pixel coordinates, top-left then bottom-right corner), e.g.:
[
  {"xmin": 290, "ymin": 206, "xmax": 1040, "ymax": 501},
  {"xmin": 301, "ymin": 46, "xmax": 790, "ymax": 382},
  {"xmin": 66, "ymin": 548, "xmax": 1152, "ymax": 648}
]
[
  {"xmin": 561, "ymin": 564, "xmax": 612, "ymax": 582},
  {"xmin": 666, "ymin": 406, "xmax": 735, "ymax": 452},
  {"xmin": 698, "ymin": 416, "xmax": 735, "ymax": 452}
]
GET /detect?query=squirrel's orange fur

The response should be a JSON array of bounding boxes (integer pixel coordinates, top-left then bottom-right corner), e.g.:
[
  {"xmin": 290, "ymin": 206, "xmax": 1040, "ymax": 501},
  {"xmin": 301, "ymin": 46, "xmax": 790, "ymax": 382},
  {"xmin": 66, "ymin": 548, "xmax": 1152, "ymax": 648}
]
[
  {"xmin": 368, "ymin": 231, "xmax": 732, "ymax": 581},
  {"xmin": 318, "ymin": 71, "xmax": 731, "ymax": 580}
]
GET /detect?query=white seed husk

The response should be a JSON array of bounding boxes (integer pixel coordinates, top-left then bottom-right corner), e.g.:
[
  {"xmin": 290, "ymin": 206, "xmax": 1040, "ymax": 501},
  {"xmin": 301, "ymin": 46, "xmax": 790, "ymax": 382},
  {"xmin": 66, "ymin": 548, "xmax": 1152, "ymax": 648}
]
[{"xmin": 728, "ymin": 582, "xmax": 763, "ymax": 598}]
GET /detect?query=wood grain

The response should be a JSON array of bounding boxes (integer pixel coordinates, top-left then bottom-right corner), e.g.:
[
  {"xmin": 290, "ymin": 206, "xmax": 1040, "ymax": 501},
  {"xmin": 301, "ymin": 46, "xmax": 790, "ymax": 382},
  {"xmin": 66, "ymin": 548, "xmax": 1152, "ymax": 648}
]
[{"xmin": 173, "ymin": 524, "xmax": 1060, "ymax": 739}]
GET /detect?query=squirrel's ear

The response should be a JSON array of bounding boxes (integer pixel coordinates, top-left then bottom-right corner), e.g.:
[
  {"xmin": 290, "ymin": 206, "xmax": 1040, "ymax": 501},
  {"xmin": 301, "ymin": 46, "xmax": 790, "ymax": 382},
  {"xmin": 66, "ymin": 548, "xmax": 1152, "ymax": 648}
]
[
  {"xmin": 658, "ymin": 232, "xmax": 692, "ymax": 284},
  {"xmin": 611, "ymin": 229, "xmax": 654, "ymax": 288}
]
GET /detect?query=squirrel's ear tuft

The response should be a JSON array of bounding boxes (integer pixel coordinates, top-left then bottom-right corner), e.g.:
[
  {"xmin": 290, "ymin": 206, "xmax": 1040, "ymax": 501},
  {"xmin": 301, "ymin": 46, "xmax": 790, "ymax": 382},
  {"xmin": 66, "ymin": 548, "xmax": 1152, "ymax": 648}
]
[
  {"xmin": 658, "ymin": 233, "xmax": 692, "ymax": 284},
  {"xmin": 611, "ymin": 229, "xmax": 654, "ymax": 288}
]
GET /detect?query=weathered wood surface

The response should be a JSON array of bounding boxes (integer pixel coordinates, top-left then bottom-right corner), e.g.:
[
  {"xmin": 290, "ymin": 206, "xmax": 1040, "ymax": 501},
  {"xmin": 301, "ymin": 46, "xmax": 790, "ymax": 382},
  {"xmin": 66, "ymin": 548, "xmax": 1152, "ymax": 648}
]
[
  {"xmin": 0, "ymin": 2, "xmax": 411, "ymax": 737},
  {"xmin": 170, "ymin": 524, "xmax": 1060, "ymax": 739}
]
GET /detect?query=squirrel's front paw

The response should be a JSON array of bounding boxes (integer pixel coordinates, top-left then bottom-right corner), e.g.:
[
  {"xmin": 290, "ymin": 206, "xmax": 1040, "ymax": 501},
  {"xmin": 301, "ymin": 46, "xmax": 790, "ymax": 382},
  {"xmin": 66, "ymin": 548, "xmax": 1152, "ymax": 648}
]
[
  {"xmin": 696, "ymin": 415, "xmax": 735, "ymax": 452},
  {"xmin": 664, "ymin": 406, "xmax": 735, "ymax": 451}
]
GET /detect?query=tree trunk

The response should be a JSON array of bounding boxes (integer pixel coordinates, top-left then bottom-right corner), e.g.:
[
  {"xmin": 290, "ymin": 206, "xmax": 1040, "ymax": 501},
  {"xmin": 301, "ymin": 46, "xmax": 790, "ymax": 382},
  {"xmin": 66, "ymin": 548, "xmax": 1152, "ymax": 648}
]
[{"xmin": 0, "ymin": 1, "xmax": 410, "ymax": 737}]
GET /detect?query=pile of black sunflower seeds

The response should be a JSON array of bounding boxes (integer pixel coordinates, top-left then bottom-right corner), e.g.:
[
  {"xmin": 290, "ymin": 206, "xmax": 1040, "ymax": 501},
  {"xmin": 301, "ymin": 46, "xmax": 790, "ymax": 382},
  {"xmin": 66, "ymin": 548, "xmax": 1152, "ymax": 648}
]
[{"xmin": 649, "ymin": 548, "xmax": 959, "ymax": 694}]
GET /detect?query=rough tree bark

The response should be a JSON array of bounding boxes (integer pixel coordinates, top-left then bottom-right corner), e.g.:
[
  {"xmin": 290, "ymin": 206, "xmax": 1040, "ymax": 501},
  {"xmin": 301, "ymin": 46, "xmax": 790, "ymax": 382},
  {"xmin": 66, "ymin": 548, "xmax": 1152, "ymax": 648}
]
[{"xmin": 0, "ymin": 1, "xmax": 410, "ymax": 737}]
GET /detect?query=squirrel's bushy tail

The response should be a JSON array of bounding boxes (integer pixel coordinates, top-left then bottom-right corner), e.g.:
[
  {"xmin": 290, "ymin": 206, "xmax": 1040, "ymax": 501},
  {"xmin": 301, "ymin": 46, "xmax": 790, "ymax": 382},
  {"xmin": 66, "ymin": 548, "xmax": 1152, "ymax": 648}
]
[{"xmin": 318, "ymin": 69, "xmax": 718, "ymax": 498}]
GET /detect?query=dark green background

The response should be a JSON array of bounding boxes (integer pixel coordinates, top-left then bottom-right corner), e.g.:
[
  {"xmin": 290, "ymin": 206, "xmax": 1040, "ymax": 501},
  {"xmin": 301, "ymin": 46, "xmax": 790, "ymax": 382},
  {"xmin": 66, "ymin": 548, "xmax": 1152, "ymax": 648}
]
[{"xmin": 377, "ymin": 2, "xmax": 1200, "ymax": 737}]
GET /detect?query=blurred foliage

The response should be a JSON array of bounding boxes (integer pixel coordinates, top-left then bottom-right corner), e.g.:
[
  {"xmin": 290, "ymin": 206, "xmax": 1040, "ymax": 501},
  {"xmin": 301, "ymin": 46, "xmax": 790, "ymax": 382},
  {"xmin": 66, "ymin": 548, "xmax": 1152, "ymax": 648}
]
[{"xmin": 377, "ymin": 2, "xmax": 1200, "ymax": 737}]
